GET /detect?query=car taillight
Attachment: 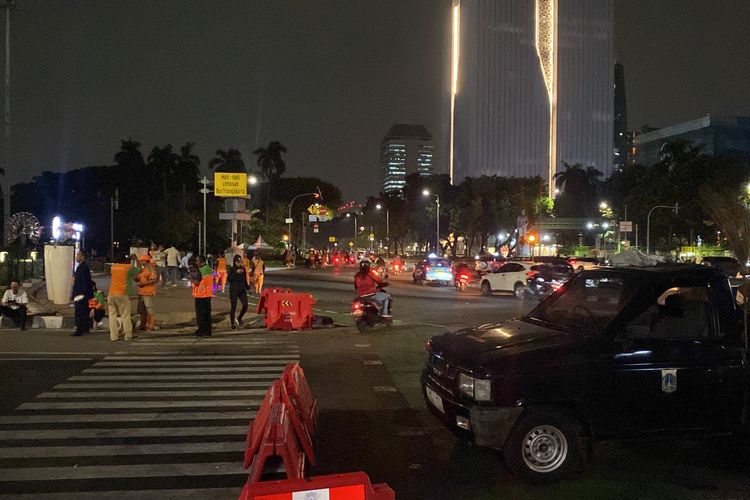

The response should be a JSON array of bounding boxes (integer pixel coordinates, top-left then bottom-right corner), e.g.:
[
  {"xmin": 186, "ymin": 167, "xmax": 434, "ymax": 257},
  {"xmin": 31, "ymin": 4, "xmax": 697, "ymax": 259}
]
[
  {"xmin": 425, "ymin": 339, "xmax": 433, "ymax": 352},
  {"xmin": 425, "ymin": 266, "xmax": 430, "ymax": 272},
  {"xmin": 526, "ymin": 271, "xmax": 538, "ymax": 278},
  {"xmin": 459, "ymin": 273, "xmax": 469, "ymax": 280}
]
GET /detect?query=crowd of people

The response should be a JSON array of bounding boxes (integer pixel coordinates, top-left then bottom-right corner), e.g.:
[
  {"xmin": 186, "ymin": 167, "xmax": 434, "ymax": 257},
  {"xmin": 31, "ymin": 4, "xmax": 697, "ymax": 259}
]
[{"xmin": 0, "ymin": 243, "xmax": 267, "ymax": 339}]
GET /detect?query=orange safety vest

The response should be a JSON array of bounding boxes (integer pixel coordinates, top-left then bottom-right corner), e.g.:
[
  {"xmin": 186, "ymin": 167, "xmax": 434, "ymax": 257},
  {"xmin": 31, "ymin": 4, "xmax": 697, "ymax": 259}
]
[{"xmin": 192, "ymin": 272, "xmax": 213, "ymax": 299}]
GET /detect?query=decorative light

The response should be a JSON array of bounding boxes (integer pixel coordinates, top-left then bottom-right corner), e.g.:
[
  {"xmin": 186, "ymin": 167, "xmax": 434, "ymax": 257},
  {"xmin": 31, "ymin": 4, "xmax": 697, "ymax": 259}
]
[
  {"xmin": 52, "ymin": 216, "xmax": 62, "ymax": 240},
  {"xmin": 586, "ymin": 222, "xmax": 594, "ymax": 230},
  {"xmin": 535, "ymin": 0, "xmax": 558, "ymax": 198}
]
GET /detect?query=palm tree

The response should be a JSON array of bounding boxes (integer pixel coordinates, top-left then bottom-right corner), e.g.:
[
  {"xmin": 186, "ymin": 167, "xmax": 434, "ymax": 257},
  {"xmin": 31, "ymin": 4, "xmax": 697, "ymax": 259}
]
[
  {"xmin": 253, "ymin": 141, "xmax": 287, "ymax": 222},
  {"xmin": 553, "ymin": 163, "xmax": 603, "ymax": 217},
  {"xmin": 208, "ymin": 149, "xmax": 246, "ymax": 173},
  {"xmin": 177, "ymin": 142, "xmax": 201, "ymax": 210},
  {"xmin": 147, "ymin": 144, "xmax": 180, "ymax": 199},
  {"xmin": 114, "ymin": 138, "xmax": 145, "ymax": 170}
]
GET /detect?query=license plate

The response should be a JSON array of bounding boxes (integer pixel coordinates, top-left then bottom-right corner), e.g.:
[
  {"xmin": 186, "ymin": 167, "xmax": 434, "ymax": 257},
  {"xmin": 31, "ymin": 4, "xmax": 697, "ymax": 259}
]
[{"xmin": 425, "ymin": 386, "xmax": 444, "ymax": 413}]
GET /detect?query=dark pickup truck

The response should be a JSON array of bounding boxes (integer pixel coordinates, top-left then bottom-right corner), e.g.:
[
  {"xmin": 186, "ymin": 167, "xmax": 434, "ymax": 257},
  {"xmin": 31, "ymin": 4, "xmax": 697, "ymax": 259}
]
[{"xmin": 422, "ymin": 265, "xmax": 750, "ymax": 482}]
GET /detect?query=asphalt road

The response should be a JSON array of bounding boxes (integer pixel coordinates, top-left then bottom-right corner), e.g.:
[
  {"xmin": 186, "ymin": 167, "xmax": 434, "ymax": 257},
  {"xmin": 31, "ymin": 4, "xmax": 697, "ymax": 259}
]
[{"xmin": 0, "ymin": 268, "xmax": 748, "ymax": 498}]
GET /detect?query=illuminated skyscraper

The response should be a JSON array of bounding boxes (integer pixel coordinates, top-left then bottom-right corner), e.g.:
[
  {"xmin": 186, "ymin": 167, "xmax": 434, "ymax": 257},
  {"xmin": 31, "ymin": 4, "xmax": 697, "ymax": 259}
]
[
  {"xmin": 449, "ymin": 0, "xmax": 614, "ymax": 196},
  {"xmin": 381, "ymin": 124, "xmax": 434, "ymax": 193}
]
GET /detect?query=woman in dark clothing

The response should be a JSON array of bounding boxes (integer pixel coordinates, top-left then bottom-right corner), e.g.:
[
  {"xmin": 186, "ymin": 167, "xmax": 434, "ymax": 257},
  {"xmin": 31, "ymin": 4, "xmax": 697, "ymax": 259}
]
[{"xmin": 228, "ymin": 254, "xmax": 249, "ymax": 329}]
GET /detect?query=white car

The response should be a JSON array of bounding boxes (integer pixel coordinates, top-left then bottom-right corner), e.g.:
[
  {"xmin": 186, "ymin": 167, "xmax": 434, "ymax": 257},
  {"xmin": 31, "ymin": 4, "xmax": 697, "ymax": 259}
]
[{"xmin": 479, "ymin": 261, "xmax": 534, "ymax": 298}]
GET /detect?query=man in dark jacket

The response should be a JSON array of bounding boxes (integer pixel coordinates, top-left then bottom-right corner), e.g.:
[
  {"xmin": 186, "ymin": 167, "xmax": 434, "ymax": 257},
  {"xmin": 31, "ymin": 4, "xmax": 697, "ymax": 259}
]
[{"xmin": 71, "ymin": 250, "xmax": 93, "ymax": 336}]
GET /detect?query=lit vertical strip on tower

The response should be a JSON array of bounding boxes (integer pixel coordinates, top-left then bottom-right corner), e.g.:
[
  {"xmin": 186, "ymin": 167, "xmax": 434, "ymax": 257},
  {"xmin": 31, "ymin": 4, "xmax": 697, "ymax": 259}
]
[
  {"xmin": 535, "ymin": 0, "xmax": 558, "ymax": 198},
  {"xmin": 449, "ymin": 0, "xmax": 460, "ymax": 185}
]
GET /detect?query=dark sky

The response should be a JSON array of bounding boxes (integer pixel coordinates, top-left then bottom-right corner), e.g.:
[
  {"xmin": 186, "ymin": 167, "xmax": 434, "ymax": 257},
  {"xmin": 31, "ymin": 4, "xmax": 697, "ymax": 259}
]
[{"xmin": 6, "ymin": 0, "xmax": 750, "ymax": 201}]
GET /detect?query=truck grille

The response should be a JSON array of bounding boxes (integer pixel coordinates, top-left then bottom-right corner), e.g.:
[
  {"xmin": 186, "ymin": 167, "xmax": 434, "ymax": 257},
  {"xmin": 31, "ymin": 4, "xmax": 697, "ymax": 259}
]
[{"xmin": 426, "ymin": 354, "xmax": 459, "ymax": 397}]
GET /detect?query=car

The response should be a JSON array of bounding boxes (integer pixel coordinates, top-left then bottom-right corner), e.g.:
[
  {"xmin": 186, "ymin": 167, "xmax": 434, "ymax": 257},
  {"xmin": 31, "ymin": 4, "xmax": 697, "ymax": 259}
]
[
  {"xmin": 422, "ymin": 265, "xmax": 749, "ymax": 482},
  {"xmin": 479, "ymin": 261, "xmax": 534, "ymax": 298},
  {"xmin": 566, "ymin": 256, "xmax": 601, "ymax": 271},
  {"xmin": 475, "ymin": 254, "xmax": 506, "ymax": 273},
  {"xmin": 413, "ymin": 256, "xmax": 454, "ymax": 285},
  {"xmin": 699, "ymin": 256, "xmax": 740, "ymax": 277}
]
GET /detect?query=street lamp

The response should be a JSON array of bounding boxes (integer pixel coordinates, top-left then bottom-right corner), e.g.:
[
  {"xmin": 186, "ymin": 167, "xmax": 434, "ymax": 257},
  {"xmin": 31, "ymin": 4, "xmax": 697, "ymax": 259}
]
[
  {"xmin": 287, "ymin": 190, "xmax": 321, "ymax": 250},
  {"xmin": 199, "ymin": 176, "xmax": 212, "ymax": 256},
  {"xmin": 423, "ymin": 189, "xmax": 440, "ymax": 254},
  {"xmin": 375, "ymin": 203, "xmax": 390, "ymax": 256},
  {"xmin": 346, "ymin": 212, "xmax": 358, "ymax": 249},
  {"xmin": 248, "ymin": 174, "xmax": 259, "ymax": 186},
  {"xmin": 646, "ymin": 203, "xmax": 679, "ymax": 254}
]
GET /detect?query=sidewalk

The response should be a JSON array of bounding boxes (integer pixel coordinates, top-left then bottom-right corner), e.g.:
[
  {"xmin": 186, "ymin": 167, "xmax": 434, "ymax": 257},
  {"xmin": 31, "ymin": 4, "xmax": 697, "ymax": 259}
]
[{"xmin": 31, "ymin": 274, "xmax": 255, "ymax": 330}]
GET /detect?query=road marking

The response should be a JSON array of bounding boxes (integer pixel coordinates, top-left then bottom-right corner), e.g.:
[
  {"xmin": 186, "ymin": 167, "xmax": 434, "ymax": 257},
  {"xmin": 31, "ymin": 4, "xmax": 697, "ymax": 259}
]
[
  {"xmin": 0, "ymin": 441, "xmax": 246, "ymax": 458},
  {"xmin": 373, "ymin": 386, "xmax": 399, "ymax": 392},
  {"xmin": 37, "ymin": 389, "xmax": 267, "ymax": 398},
  {"xmin": 18, "ymin": 400, "xmax": 261, "ymax": 410},
  {"xmin": 0, "ymin": 357, "xmax": 94, "ymax": 361},
  {"xmin": 68, "ymin": 373, "xmax": 281, "ymax": 381},
  {"xmin": 363, "ymin": 360, "xmax": 384, "ymax": 365},
  {"xmin": 128, "ymin": 341, "xmax": 298, "ymax": 346},
  {"xmin": 54, "ymin": 381, "xmax": 272, "ymax": 389},
  {"xmin": 0, "ymin": 351, "xmax": 106, "ymax": 356},
  {"xmin": 0, "ymin": 425, "xmax": 247, "ymax": 440},
  {"xmin": 0, "ymin": 462, "xmax": 245, "ymax": 481},
  {"xmin": 0, "ymin": 411, "xmax": 256, "ymax": 424},
  {"xmin": 94, "ymin": 359, "xmax": 297, "ymax": 367},
  {"xmin": 82, "ymin": 367, "xmax": 288, "ymax": 373},
  {"xmin": 105, "ymin": 355, "xmax": 297, "ymax": 360},
  {"xmin": 354, "ymin": 344, "xmax": 371, "ymax": 348}
]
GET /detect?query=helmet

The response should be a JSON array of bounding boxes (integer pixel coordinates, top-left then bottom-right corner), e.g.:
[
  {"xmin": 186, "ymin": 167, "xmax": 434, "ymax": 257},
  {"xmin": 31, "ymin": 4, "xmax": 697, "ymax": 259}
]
[{"xmin": 359, "ymin": 260, "xmax": 371, "ymax": 272}]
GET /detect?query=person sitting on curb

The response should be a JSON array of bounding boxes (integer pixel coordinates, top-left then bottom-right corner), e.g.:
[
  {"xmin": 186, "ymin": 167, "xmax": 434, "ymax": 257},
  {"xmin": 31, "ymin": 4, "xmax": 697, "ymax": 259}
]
[
  {"xmin": 88, "ymin": 281, "xmax": 106, "ymax": 329},
  {"xmin": 0, "ymin": 281, "xmax": 28, "ymax": 330}
]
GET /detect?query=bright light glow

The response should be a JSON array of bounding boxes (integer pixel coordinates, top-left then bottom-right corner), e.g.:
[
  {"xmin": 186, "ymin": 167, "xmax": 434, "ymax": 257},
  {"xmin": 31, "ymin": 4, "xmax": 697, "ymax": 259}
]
[
  {"xmin": 599, "ymin": 201, "xmax": 608, "ymax": 209},
  {"xmin": 376, "ymin": 203, "xmax": 382, "ymax": 210},
  {"xmin": 428, "ymin": 253, "xmax": 438, "ymax": 258},
  {"xmin": 542, "ymin": 234, "xmax": 551, "ymax": 242},
  {"xmin": 346, "ymin": 213, "xmax": 351, "ymax": 218},
  {"xmin": 71, "ymin": 223, "xmax": 84, "ymax": 241},
  {"xmin": 528, "ymin": 234, "xmax": 536, "ymax": 243},
  {"xmin": 248, "ymin": 175, "xmax": 258, "ymax": 185},
  {"xmin": 586, "ymin": 222, "xmax": 594, "ymax": 230},
  {"xmin": 602, "ymin": 222, "xmax": 610, "ymax": 229},
  {"xmin": 52, "ymin": 216, "xmax": 62, "ymax": 240},
  {"xmin": 554, "ymin": 188, "xmax": 560, "ymax": 195},
  {"xmin": 746, "ymin": 182, "xmax": 750, "ymax": 194},
  {"xmin": 0, "ymin": 251, "xmax": 6, "ymax": 263},
  {"xmin": 449, "ymin": 1, "xmax": 461, "ymax": 185},
  {"xmin": 535, "ymin": 0, "xmax": 558, "ymax": 198},
  {"xmin": 422, "ymin": 189, "xmax": 431, "ymax": 196}
]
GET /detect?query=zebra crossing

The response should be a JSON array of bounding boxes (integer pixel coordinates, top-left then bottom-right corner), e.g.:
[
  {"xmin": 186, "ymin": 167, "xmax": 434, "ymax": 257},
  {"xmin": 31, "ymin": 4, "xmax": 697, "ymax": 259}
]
[{"xmin": 0, "ymin": 335, "xmax": 300, "ymax": 499}]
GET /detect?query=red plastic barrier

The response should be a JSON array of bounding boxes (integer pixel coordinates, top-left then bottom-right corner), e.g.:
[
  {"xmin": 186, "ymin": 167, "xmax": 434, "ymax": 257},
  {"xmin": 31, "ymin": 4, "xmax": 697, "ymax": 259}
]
[
  {"xmin": 278, "ymin": 378, "xmax": 316, "ymax": 465},
  {"xmin": 264, "ymin": 293, "xmax": 316, "ymax": 331},
  {"xmin": 246, "ymin": 401, "xmax": 306, "ymax": 484},
  {"xmin": 244, "ymin": 381, "xmax": 282, "ymax": 469},
  {"xmin": 282, "ymin": 363, "xmax": 318, "ymax": 436},
  {"xmin": 257, "ymin": 288, "xmax": 293, "ymax": 315},
  {"xmin": 238, "ymin": 472, "xmax": 395, "ymax": 500}
]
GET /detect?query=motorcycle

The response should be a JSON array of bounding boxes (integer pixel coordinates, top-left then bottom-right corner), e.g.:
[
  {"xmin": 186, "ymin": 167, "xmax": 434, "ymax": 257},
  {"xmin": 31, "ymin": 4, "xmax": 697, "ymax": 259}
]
[
  {"xmin": 351, "ymin": 285, "xmax": 393, "ymax": 332},
  {"xmin": 389, "ymin": 261, "xmax": 404, "ymax": 276},
  {"xmin": 523, "ymin": 275, "xmax": 562, "ymax": 301},
  {"xmin": 454, "ymin": 270, "xmax": 471, "ymax": 291}
]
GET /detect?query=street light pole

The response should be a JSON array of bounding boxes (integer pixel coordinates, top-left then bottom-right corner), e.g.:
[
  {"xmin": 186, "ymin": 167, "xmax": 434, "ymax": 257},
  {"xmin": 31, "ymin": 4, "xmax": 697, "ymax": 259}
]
[
  {"xmin": 375, "ymin": 203, "xmax": 390, "ymax": 256},
  {"xmin": 646, "ymin": 203, "xmax": 679, "ymax": 254},
  {"xmin": 1, "ymin": 1, "xmax": 14, "ymax": 245},
  {"xmin": 287, "ymin": 192, "xmax": 317, "ymax": 250},
  {"xmin": 199, "ymin": 177, "xmax": 211, "ymax": 256},
  {"xmin": 422, "ymin": 190, "xmax": 440, "ymax": 253},
  {"xmin": 110, "ymin": 188, "xmax": 118, "ymax": 262}
]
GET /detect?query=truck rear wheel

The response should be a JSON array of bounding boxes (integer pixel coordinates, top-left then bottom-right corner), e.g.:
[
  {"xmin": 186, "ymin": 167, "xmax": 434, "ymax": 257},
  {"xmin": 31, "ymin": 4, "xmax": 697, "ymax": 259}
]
[{"xmin": 502, "ymin": 409, "xmax": 582, "ymax": 483}]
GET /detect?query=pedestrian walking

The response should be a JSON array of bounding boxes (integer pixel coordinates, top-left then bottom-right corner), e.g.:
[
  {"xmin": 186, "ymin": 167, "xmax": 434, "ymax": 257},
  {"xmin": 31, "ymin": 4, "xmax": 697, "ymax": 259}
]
[
  {"xmin": 108, "ymin": 254, "xmax": 135, "ymax": 341},
  {"xmin": 179, "ymin": 251, "xmax": 192, "ymax": 280},
  {"xmin": 228, "ymin": 254, "xmax": 249, "ymax": 329},
  {"xmin": 165, "ymin": 244, "xmax": 180, "ymax": 286},
  {"xmin": 285, "ymin": 249, "xmax": 295, "ymax": 269},
  {"xmin": 192, "ymin": 255, "xmax": 213, "ymax": 337},
  {"xmin": 71, "ymin": 251, "xmax": 93, "ymax": 336},
  {"xmin": 135, "ymin": 255, "xmax": 158, "ymax": 331},
  {"xmin": 250, "ymin": 253, "xmax": 265, "ymax": 295},
  {"xmin": 0, "ymin": 280, "xmax": 28, "ymax": 330},
  {"xmin": 152, "ymin": 244, "xmax": 167, "ymax": 287},
  {"xmin": 216, "ymin": 255, "xmax": 227, "ymax": 293},
  {"xmin": 88, "ymin": 282, "xmax": 106, "ymax": 328}
]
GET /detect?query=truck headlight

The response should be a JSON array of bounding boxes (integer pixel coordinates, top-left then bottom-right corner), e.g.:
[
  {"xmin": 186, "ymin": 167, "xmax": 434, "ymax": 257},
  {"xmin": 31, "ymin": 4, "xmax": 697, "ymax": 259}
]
[{"xmin": 458, "ymin": 373, "xmax": 492, "ymax": 402}]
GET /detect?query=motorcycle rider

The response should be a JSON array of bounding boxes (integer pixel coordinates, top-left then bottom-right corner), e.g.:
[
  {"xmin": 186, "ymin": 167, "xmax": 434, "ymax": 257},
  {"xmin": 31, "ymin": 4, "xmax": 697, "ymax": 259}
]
[{"xmin": 354, "ymin": 260, "xmax": 390, "ymax": 317}]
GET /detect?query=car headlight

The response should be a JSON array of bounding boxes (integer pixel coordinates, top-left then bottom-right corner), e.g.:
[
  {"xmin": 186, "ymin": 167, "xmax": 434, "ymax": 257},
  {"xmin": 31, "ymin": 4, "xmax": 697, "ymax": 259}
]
[{"xmin": 458, "ymin": 373, "xmax": 492, "ymax": 402}]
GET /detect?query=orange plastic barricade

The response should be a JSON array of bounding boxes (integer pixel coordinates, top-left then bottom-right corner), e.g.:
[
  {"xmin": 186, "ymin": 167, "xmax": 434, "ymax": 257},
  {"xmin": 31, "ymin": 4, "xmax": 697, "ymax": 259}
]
[
  {"xmin": 257, "ymin": 288, "xmax": 293, "ymax": 315},
  {"xmin": 278, "ymin": 378, "xmax": 316, "ymax": 465},
  {"xmin": 282, "ymin": 363, "xmax": 318, "ymax": 436},
  {"xmin": 238, "ymin": 472, "xmax": 395, "ymax": 500},
  {"xmin": 246, "ymin": 401, "xmax": 306, "ymax": 484},
  {"xmin": 244, "ymin": 381, "xmax": 282, "ymax": 469},
  {"xmin": 264, "ymin": 293, "xmax": 316, "ymax": 331}
]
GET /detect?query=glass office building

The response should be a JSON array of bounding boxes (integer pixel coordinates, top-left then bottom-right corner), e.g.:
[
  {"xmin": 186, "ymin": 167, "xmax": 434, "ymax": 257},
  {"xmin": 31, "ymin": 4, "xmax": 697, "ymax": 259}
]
[{"xmin": 381, "ymin": 124, "xmax": 434, "ymax": 193}]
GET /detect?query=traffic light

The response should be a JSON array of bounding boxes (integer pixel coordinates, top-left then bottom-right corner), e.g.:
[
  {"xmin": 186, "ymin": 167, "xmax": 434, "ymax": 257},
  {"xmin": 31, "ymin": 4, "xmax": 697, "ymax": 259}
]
[
  {"xmin": 314, "ymin": 186, "xmax": 323, "ymax": 200},
  {"xmin": 525, "ymin": 231, "xmax": 539, "ymax": 244}
]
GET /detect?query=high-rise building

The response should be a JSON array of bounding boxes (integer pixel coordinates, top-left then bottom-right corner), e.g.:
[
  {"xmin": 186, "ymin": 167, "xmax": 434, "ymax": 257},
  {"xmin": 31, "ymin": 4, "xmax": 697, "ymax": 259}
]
[
  {"xmin": 613, "ymin": 61, "xmax": 629, "ymax": 168},
  {"xmin": 449, "ymin": 0, "xmax": 614, "ymax": 196},
  {"xmin": 381, "ymin": 124, "xmax": 434, "ymax": 193}
]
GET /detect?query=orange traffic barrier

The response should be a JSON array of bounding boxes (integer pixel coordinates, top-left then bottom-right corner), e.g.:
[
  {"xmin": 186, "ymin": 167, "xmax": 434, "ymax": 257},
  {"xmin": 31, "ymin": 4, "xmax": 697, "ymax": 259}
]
[
  {"xmin": 278, "ymin": 377, "xmax": 316, "ymax": 465},
  {"xmin": 282, "ymin": 363, "xmax": 318, "ymax": 436},
  {"xmin": 246, "ymin": 401, "xmax": 306, "ymax": 484},
  {"xmin": 244, "ymin": 381, "xmax": 282, "ymax": 469},
  {"xmin": 264, "ymin": 292, "xmax": 315, "ymax": 331},
  {"xmin": 257, "ymin": 288, "xmax": 293, "ymax": 315},
  {"xmin": 238, "ymin": 472, "xmax": 395, "ymax": 500}
]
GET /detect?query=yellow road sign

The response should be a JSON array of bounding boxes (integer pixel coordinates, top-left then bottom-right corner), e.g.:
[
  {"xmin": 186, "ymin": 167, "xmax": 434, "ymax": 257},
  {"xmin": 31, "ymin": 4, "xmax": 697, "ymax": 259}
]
[{"xmin": 214, "ymin": 173, "xmax": 247, "ymax": 197}]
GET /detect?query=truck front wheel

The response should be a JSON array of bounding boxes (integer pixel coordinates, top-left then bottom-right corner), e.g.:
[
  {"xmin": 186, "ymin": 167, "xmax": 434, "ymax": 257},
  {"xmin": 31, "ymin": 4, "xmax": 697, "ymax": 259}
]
[{"xmin": 502, "ymin": 409, "xmax": 582, "ymax": 483}]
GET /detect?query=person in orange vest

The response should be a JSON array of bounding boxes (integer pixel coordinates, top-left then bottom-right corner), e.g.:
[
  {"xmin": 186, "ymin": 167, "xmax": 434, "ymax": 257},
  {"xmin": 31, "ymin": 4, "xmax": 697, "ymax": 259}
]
[
  {"xmin": 215, "ymin": 255, "xmax": 227, "ymax": 293},
  {"xmin": 243, "ymin": 253, "xmax": 252, "ymax": 287},
  {"xmin": 192, "ymin": 255, "xmax": 214, "ymax": 337},
  {"xmin": 108, "ymin": 254, "xmax": 135, "ymax": 341},
  {"xmin": 250, "ymin": 252, "xmax": 265, "ymax": 295},
  {"xmin": 135, "ymin": 255, "xmax": 158, "ymax": 331}
]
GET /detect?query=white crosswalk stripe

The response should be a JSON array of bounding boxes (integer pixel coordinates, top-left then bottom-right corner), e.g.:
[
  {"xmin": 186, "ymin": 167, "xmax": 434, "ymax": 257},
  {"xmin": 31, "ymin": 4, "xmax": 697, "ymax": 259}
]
[{"xmin": 0, "ymin": 338, "xmax": 300, "ymax": 499}]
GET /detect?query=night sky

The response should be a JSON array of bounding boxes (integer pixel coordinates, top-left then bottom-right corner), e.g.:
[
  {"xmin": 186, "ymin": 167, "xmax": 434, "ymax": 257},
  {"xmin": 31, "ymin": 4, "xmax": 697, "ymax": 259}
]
[{"xmin": 5, "ymin": 0, "xmax": 749, "ymax": 201}]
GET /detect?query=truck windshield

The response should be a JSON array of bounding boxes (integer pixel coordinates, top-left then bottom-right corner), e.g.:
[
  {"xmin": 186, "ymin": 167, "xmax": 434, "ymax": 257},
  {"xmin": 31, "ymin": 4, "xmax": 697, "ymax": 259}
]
[{"xmin": 526, "ymin": 275, "xmax": 633, "ymax": 334}]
